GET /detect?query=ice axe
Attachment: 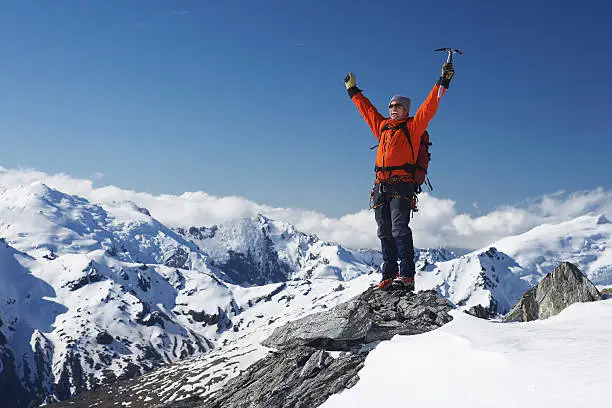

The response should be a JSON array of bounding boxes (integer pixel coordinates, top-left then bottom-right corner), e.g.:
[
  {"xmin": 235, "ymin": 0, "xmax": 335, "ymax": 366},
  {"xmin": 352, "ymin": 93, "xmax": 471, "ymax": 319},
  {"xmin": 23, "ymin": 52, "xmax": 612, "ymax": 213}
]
[{"xmin": 435, "ymin": 47, "xmax": 463, "ymax": 98}]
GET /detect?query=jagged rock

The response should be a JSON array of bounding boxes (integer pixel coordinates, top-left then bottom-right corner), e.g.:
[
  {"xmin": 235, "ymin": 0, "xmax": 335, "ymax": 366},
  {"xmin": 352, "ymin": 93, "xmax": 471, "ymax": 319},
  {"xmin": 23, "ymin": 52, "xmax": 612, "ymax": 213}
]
[
  {"xmin": 187, "ymin": 307, "xmax": 233, "ymax": 333},
  {"xmin": 63, "ymin": 262, "xmax": 105, "ymax": 291},
  {"xmin": 136, "ymin": 206, "xmax": 151, "ymax": 216},
  {"xmin": 43, "ymin": 249, "xmax": 57, "ymax": 260},
  {"xmin": 263, "ymin": 288, "xmax": 453, "ymax": 351},
  {"xmin": 177, "ymin": 226, "xmax": 218, "ymax": 240},
  {"xmin": 465, "ymin": 304, "xmax": 495, "ymax": 319},
  {"xmin": 503, "ymin": 262, "xmax": 603, "ymax": 322},
  {"xmin": 137, "ymin": 271, "xmax": 151, "ymax": 292},
  {"xmin": 95, "ymin": 331, "xmax": 114, "ymax": 345},
  {"xmin": 164, "ymin": 247, "xmax": 190, "ymax": 268},
  {"xmin": 135, "ymin": 302, "xmax": 170, "ymax": 328},
  {"xmin": 170, "ymin": 346, "xmax": 366, "ymax": 408}
]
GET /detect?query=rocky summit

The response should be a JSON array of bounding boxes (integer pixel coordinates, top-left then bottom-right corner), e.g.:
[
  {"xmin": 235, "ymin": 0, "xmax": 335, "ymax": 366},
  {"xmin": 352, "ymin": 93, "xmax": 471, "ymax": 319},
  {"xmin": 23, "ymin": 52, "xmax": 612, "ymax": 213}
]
[
  {"xmin": 262, "ymin": 287, "xmax": 453, "ymax": 350},
  {"xmin": 168, "ymin": 288, "xmax": 453, "ymax": 408}
]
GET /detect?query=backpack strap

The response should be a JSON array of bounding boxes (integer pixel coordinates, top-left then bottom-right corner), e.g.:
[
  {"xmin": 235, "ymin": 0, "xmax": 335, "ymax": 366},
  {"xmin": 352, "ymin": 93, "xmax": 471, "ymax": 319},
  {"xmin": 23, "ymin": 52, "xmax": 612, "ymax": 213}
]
[{"xmin": 381, "ymin": 122, "xmax": 415, "ymax": 162}]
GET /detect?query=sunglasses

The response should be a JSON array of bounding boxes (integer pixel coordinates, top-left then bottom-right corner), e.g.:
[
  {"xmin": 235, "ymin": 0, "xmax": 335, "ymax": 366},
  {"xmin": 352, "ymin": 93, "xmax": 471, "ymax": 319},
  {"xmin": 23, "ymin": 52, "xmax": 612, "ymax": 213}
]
[{"xmin": 388, "ymin": 103, "xmax": 405, "ymax": 109}]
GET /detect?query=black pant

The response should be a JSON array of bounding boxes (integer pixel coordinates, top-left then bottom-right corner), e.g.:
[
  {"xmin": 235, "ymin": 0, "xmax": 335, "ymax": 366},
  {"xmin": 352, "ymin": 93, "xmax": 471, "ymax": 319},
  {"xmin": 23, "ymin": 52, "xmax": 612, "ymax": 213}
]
[{"xmin": 371, "ymin": 182, "xmax": 416, "ymax": 279}]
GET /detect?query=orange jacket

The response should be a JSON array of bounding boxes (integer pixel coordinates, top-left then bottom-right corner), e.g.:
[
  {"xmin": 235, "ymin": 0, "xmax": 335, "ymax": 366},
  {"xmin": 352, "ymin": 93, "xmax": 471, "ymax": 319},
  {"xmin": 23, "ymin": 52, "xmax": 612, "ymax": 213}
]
[{"xmin": 352, "ymin": 84, "xmax": 441, "ymax": 181}]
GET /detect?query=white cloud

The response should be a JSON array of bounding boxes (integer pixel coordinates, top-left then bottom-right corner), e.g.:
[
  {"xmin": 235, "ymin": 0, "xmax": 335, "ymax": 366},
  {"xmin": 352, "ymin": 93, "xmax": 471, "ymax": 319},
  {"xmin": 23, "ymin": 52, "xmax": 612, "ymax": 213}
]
[{"xmin": 1, "ymin": 166, "xmax": 610, "ymax": 251}]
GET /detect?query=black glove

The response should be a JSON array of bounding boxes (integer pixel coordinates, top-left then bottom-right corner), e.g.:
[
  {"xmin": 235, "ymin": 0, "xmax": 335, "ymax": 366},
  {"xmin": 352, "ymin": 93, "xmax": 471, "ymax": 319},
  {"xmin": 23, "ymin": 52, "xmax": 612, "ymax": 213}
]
[
  {"xmin": 344, "ymin": 72, "xmax": 361, "ymax": 98},
  {"xmin": 437, "ymin": 62, "xmax": 454, "ymax": 89}
]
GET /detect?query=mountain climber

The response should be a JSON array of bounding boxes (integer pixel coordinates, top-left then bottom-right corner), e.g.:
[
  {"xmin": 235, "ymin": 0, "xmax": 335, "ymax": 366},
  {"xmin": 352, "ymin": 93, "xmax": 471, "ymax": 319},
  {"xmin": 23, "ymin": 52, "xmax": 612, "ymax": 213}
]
[{"xmin": 344, "ymin": 61, "xmax": 454, "ymax": 290}]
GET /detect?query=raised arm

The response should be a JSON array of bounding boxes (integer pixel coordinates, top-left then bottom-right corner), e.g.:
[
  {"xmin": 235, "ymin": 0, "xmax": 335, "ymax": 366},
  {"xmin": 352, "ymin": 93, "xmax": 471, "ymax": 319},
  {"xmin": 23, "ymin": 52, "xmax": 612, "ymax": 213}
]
[
  {"xmin": 345, "ymin": 72, "xmax": 386, "ymax": 141},
  {"xmin": 408, "ymin": 83, "xmax": 440, "ymax": 142},
  {"xmin": 408, "ymin": 62, "xmax": 455, "ymax": 147}
]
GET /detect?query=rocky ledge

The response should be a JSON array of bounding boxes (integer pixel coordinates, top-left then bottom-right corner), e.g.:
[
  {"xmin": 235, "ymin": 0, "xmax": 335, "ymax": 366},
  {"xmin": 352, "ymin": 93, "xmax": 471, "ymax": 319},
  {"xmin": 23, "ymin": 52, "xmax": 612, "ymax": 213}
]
[{"xmin": 171, "ymin": 288, "xmax": 453, "ymax": 408}]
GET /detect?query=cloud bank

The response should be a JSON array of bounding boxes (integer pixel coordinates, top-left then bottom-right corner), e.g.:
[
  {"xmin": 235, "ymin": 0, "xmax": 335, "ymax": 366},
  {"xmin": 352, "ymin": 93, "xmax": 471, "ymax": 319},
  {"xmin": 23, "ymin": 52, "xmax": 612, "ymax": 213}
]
[{"xmin": 1, "ymin": 166, "xmax": 610, "ymax": 251}]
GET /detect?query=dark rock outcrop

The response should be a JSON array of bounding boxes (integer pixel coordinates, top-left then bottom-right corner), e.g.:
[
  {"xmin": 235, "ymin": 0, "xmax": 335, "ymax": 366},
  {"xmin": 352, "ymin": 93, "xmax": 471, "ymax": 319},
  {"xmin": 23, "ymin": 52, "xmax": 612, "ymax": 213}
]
[
  {"xmin": 0, "ymin": 334, "xmax": 35, "ymax": 408},
  {"xmin": 96, "ymin": 331, "xmax": 114, "ymax": 345},
  {"xmin": 164, "ymin": 247, "xmax": 190, "ymax": 269},
  {"xmin": 197, "ymin": 346, "xmax": 365, "ymax": 408},
  {"xmin": 63, "ymin": 261, "xmax": 105, "ymax": 291},
  {"xmin": 465, "ymin": 304, "xmax": 496, "ymax": 319},
  {"xmin": 503, "ymin": 262, "xmax": 603, "ymax": 322}
]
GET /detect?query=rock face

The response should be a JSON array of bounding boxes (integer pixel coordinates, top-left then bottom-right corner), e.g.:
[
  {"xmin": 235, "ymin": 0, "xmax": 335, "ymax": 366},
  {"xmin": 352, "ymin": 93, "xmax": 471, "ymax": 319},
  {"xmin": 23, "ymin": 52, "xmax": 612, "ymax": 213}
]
[
  {"xmin": 504, "ymin": 262, "xmax": 603, "ymax": 322},
  {"xmin": 190, "ymin": 346, "xmax": 366, "ymax": 408},
  {"xmin": 170, "ymin": 288, "xmax": 453, "ymax": 408},
  {"xmin": 0, "ymin": 329, "xmax": 35, "ymax": 408}
]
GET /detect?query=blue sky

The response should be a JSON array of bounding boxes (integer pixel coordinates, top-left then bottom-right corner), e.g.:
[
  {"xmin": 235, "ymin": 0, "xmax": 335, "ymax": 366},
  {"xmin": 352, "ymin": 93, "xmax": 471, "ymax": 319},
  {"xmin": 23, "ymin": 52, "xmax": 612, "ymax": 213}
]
[{"xmin": 1, "ymin": 0, "xmax": 611, "ymax": 218}]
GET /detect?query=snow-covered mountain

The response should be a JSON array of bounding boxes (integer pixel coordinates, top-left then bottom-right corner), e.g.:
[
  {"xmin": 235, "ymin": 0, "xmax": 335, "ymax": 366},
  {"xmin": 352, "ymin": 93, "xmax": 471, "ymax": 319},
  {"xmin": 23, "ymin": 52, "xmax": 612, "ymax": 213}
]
[
  {"xmin": 175, "ymin": 214, "xmax": 375, "ymax": 284},
  {"xmin": 0, "ymin": 182, "xmax": 381, "ymax": 406},
  {"xmin": 1, "ymin": 180, "xmax": 611, "ymax": 407},
  {"xmin": 417, "ymin": 214, "xmax": 612, "ymax": 314}
]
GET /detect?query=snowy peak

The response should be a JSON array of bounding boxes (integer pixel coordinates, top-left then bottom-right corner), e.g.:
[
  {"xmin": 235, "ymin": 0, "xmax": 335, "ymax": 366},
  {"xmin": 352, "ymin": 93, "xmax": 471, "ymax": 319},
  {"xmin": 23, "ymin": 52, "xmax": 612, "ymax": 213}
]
[
  {"xmin": 491, "ymin": 214, "xmax": 612, "ymax": 284},
  {"xmin": 0, "ymin": 182, "xmax": 208, "ymax": 272},
  {"xmin": 418, "ymin": 246, "xmax": 530, "ymax": 314},
  {"xmin": 415, "ymin": 247, "xmax": 457, "ymax": 271},
  {"xmin": 0, "ymin": 182, "xmax": 107, "ymax": 256},
  {"xmin": 176, "ymin": 215, "xmax": 373, "ymax": 286}
]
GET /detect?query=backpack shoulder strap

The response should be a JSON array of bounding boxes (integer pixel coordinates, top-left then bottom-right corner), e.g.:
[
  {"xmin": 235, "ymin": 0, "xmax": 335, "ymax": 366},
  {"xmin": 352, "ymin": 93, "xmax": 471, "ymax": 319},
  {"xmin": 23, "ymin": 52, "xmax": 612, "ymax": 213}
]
[
  {"xmin": 377, "ymin": 121, "xmax": 418, "ymax": 162},
  {"xmin": 398, "ymin": 122, "xmax": 414, "ymax": 162}
]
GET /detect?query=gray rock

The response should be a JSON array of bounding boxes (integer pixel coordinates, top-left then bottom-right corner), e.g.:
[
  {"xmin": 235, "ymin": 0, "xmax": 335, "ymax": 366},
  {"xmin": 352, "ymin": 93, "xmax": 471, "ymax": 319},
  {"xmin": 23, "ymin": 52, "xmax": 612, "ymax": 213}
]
[
  {"xmin": 263, "ymin": 288, "xmax": 453, "ymax": 351},
  {"xmin": 164, "ymin": 247, "xmax": 190, "ymax": 268},
  {"xmin": 504, "ymin": 262, "xmax": 603, "ymax": 322},
  {"xmin": 465, "ymin": 304, "xmax": 495, "ymax": 319},
  {"xmin": 262, "ymin": 299, "xmax": 372, "ymax": 350},
  {"xmin": 171, "ymin": 346, "xmax": 366, "ymax": 408}
]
